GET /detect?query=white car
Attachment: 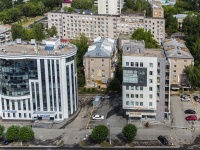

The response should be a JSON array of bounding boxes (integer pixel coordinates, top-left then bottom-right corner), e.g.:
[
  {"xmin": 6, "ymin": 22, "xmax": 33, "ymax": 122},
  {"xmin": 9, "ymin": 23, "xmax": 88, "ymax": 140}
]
[
  {"xmin": 92, "ymin": 115, "xmax": 104, "ymax": 120},
  {"xmin": 181, "ymin": 97, "xmax": 190, "ymax": 102}
]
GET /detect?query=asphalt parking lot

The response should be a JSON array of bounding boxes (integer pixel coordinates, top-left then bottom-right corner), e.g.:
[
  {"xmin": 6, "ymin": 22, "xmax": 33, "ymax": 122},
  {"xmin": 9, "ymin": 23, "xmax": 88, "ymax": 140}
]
[{"xmin": 171, "ymin": 95, "xmax": 200, "ymax": 129}]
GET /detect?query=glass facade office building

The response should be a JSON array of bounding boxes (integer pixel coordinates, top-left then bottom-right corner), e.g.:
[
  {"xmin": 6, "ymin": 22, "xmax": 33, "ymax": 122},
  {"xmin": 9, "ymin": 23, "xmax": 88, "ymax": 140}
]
[{"xmin": 0, "ymin": 39, "xmax": 78, "ymax": 121}]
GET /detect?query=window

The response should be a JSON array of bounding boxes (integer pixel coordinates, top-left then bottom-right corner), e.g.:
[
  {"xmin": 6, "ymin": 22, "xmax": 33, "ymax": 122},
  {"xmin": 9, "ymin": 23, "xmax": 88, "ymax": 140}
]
[
  {"xmin": 131, "ymin": 86, "xmax": 134, "ymax": 90},
  {"xmin": 91, "ymin": 59, "xmax": 94, "ymax": 61},
  {"xmin": 135, "ymin": 62, "xmax": 138, "ymax": 67},
  {"xmin": 140, "ymin": 79, "xmax": 143, "ymax": 83},
  {"xmin": 19, "ymin": 113, "xmax": 21, "ymax": 118},
  {"xmin": 140, "ymin": 62, "xmax": 143, "ymax": 67},
  {"xmin": 136, "ymin": 94, "xmax": 138, "ymax": 98},
  {"xmin": 102, "ymin": 64, "xmax": 104, "ymax": 67},
  {"xmin": 92, "ymin": 69, "xmax": 94, "ymax": 72},
  {"xmin": 102, "ymin": 59, "xmax": 104, "ymax": 62},
  {"xmin": 131, "ymin": 101, "xmax": 134, "ymax": 106},
  {"xmin": 140, "ymin": 102, "xmax": 143, "ymax": 106},
  {"xmin": 149, "ymin": 94, "xmax": 153, "ymax": 99},
  {"xmin": 149, "ymin": 102, "xmax": 152, "ymax": 106},
  {"xmin": 126, "ymin": 62, "xmax": 129, "ymax": 66},
  {"xmin": 135, "ymin": 102, "xmax": 139, "ymax": 106},
  {"xmin": 3, "ymin": 113, "xmax": 5, "ymax": 117},
  {"xmin": 131, "ymin": 94, "xmax": 134, "ymax": 98},
  {"xmin": 135, "ymin": 86, "xmax": 139, "ymax": 90},
  {"xmin": 149, "ymin": 71, "xmax": 153, "ymax": 75},
  {"xmin": 140, "ymin": 87, "xmax": 143, "ymax": 91},
  {"xmin": 24, "ymin": 113, "xmax": 26, "ymax": 118},
  {"xmin": 174, "ymin": 70, "xmax": 176, "ymax": 73},
  {"xmin": 149, "ymin": 87, "xmax": 153, "ymax": 91},
  {"xmin": 126, "ymin": 94, "xmax": 129, "ymax": 98},
  {"xmin": 149, "ymin": 63, "xmax": 153, "ymax": 67},
  {"xmin": 123, "ymin": 70, "xmax": 138, "ymax": 83},
  {"xmin": 174, "ymin": 65, "xmax": 176, "ymax": 67},
  {"xmin": 140, "ymin": 94, "xmax": 143, "ymax": 98},
  {"xmin": 59, "ymin": 114, "xmax": 62, "ymax": 119},
  {"xmin": 174, "ymin": 60, "xmax": 177, "ymax": 62},
  {"xmin": 126, "ymin": 101, "xmax": 129, "ymax": 105},
  {"xmin": 8, "ymin": 113, "xmax": 10, "ymax": 117},
  {"xmin": 184, "ymin": 60, "xmax": 187, "ymax": 63},
  {"xmin": 13, "ymin": 113, "xmax": 16, "ymax": 118},
  {"xmin": 149, "ymin": 79, "xmax": 153, "ymax": 83},
  {"xmin": 173, "ymin": 75, "xmax": 176, "ymax": 78},
  {"xmin": 131, "ymin": 62, "xmax": 134, "ymax": 66},
  {"xmin": 126, "ymin": 86, "xmax": 129, "ymax": 90},
  {"xmin": 29, "ymin": 113, "xmax": 31, "ymax": 118}
]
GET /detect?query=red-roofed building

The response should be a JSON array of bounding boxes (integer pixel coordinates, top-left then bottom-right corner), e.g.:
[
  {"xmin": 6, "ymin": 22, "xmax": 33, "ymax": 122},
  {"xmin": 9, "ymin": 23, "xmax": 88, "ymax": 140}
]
[{"xmin": 62, "ymin": 0, "xmax": 73, "ymax": 8}]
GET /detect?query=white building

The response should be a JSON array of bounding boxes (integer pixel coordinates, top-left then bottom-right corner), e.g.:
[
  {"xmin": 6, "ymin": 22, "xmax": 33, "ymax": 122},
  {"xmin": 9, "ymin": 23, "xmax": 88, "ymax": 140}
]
[
  {"xmin": 122, "ymin": 40, "xmax": 170, "ymax": 122},
  {"xmin": 0, "ymin": 25, "xmax": 12, "ymax": 45},
  {"xmin": 0, "ymin": 37, "xmax": 78, "ymax": 121},
  {"xmin": 98, "ymin": 0, "xmax": 124, "ymax": 15}
]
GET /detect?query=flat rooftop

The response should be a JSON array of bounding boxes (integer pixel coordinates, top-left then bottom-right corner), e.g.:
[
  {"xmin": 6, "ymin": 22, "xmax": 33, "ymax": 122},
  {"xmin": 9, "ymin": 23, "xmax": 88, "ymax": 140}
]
[
  {"xmin": 0, "ymin": 41, "xmax": 76, "ymax": 56},
  {"xmin": 123, "ymin": 48, "xmax": 164, "ymax": 58}
]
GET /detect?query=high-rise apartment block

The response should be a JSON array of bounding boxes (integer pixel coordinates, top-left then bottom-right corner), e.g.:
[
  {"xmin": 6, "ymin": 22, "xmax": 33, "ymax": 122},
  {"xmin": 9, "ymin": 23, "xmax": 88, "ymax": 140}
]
[
  {"xmin": 0, "ymin": 37, "xmax": 78, "ymax": 121},
  {"xmin": 48, "ymin": 12, "xmax": 165, "ymax": 43},
  {"xmin": 151, "ymin": 1, "xmax": 164, "ymax": 18},
  {"xmin": 122, "ymin": 40, "xmax": 170, "ymax": 122},
  {"xmin": 98, "ymin": 0, "xmax": 124, "ymax": 15}
]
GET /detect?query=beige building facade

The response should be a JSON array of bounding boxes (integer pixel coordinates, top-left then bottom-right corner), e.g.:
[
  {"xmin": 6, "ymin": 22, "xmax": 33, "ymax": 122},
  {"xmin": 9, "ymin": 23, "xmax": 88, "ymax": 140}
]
[
  {"xmin": 162, "ymin": 38, "xmax": 194, "ymax": 88},
  {"xmin": 48, "ymin": 12, "xmax": 165, "ymax": 43},
  {"xmin": 83, "ymin": 37, "xmax": 117, "ymax": 88},
  {"xmin": 151, "ymin": 1, "xmax": 164, "ymax": 18}
]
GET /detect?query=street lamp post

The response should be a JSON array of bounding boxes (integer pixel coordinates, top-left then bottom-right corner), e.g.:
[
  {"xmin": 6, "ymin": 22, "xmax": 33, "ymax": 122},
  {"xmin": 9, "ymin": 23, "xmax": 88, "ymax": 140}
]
[{"xmin": 107, "ymin": 123, "xmax": 111, "ymax": 145}]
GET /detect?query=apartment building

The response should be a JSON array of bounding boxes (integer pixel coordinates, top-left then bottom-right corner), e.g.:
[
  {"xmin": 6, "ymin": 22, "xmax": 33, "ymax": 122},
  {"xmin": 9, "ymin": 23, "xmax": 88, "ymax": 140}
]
[
  {"xmin": 173, "ymin": 14, "xmax": 187, "ymax": 29},
  {"xmin": 162, "ymin": 38, "xmax": 194, "ymax": 89},
  {"xmin": 147, "ymin": 0, "xmax": 176, "ymax": 6},
  {"xmin": 98, "ymin": 0, "xmax": 124, "ymax": 15},
  {"xmin": 62, "ymin": 0, "xmax": 73, "ymax": 8},
  {"xmin": 122, "ymin": 40, "xmax": 170, "ymax": 122},
  {"xmin": 151, "ymin": 1, "xmax": 164, "ymax": 18},
  {"xmin": 48, "ymin": 11, "xmax": 165, "ymax": 43},
  {"xmin": 83, "ymin": 37, "xmax": 117, "ymax": 88},
  {"xmin": 0, "ymin": 25, "xmax": 12, "ymax": 45},
  {"xmin": 0, "ymin": 37, "xmax": 78, "ymax": 121}
]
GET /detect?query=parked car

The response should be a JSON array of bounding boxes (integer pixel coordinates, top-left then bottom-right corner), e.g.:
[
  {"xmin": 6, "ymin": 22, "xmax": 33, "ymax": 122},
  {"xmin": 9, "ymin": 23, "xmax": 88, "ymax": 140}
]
[
  {"xmin": 181, "ymin": 97, "xmax": 190, "ymax": 102},
  {"xmin": 184, "ymin": 109, "xmax": 196, "ymax": 114},
  {"xmin": 185, "ymin": 115, "xmax": 197, "ymax": 121},
  {"xmin": 158, "ymin": 135, "xmax": 168, "ymax": 145},
  {"xmin": 92, "ymin": 115, "xmax": 104, "ymax": 120},
  {"xmin": 181, "ymin": 94, "xmax": 190, "ymax": 98},
  {"xmin": 4, "ymin": 140, "xmax": 13, "ymax": 145},
  {"xmin": 193, "ymin": 96, "xmax": 200, "ymax": 102}
]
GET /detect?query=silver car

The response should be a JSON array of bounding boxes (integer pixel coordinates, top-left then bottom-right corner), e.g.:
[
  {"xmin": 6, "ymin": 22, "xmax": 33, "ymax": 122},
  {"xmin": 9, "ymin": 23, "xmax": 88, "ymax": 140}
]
[{"xmin": 181, "ymin": 97, "xmax": 190, "ymax": 102}]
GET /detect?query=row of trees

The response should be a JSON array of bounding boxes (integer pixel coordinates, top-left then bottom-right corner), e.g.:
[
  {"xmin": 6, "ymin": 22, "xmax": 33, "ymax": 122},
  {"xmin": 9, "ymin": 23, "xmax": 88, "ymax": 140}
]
[
  {"xmin": 11, "ymin": 23, "xmax": 57, "ymax": 41},
  {"xmin": 0, "ymin": 0, "xmax": 61, "ymax": 24},
  {"xmin": 0, "ymin": 124, "xmax": 34, "ymax": 142},
  {"xmin": 91, "ymin": 124, "xmax": 137, "ymax": 144},
  {"xmin": 122, "ymin": 0, "xmax": 151, "ymax": 17}
]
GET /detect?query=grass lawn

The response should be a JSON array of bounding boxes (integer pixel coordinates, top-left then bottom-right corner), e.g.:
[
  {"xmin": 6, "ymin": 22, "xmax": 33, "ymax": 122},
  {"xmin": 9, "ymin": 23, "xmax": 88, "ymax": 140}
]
[{"xmin": 22, "ymin": 16, "xmax": 45, "ymax": 27}]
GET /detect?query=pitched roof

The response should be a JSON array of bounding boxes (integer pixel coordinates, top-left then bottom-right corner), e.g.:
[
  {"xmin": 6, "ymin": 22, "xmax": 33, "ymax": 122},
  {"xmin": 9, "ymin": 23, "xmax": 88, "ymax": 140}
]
[
  {"xmin": 162, "ymin": 38, "xmax": 193, "ymax": 59},
  {"xmin": 84, "ymin": 37, "xmax": 116, "ymax": 58}
]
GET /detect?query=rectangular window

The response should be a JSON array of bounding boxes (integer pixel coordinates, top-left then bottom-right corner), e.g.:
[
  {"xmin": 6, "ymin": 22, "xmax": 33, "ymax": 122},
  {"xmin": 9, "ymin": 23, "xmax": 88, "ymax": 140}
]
[
  {"xmin": 174, "ymin": 70, "xmax": 176, "ymax": 73},
  {"xmin": 59, "ymin": 114, "xmax": 62, "ymax": 119},
  {"xmin": 135, "ymin": 102, "xmax": 139, "ymax": 106},
  {"xmin": 149, "ymin": 71, "xmax": 153, "ymax": 75},
  {"xmin": 149, "ymin": 94, "xmax": 153, "ymax": 99},
  {"xmin": 149, "ymin": 102, "xmax": 152, "ymax": 106},
  {"xmin": 140, "ymin": 94, "xmax": 143, "ymax": 98},
  {"xmin": 126, "ymin": 62, "xmax": 129, "ymax": 66},
  {"xmin": 140, "ymin": 102, "xmax": 143, "ymax": 106},
  {"xmin": 126, "ymin": 94, "xmax": 129, "ymax": 98},
  {"xmin": 131, "ymin": 101, "xmax": 134, "ymax": 106},
  {"xmin": 8, "ymin": 113, "xmax": 10, "ymax": 117},
  {"xmin": 126, "ymin": 101, "xmax": 129, "ymax": 105},
  {"xmin": 136, "ymin": 94, "xmax": 138, "ymax": 98},
  {"xmin": 149, "ymin": 87, "xmax": 153, "ymax": 91},
  {"xmin": 149, "ymin": 79, "xmax": 153, "ymax": 83},
  {"xmin": 140, "ymin": 62, "xmax": 143, "ymax": 67},
  {"xmin": 126, "ymin": 86, "xmax": 129, "ymax": 90},
  {"xmin": 131, "ymin": 94, "xmax": 134, "ymax": 98},
  {"xmin": 131, "ymin": 86, "xmax": 134, "ymax": 90},
  {"xmin": 174, "ymin": 65, "xmax": 176, "ymax": 67},
  {"xmin": 140, "ymin": 87, "xmax": 143, "ymax": 91},
  {"xmin": 19, "ymin": 113, "xmax": 21, "ymax": 118},
  {"xmin": 29, "ymin": 113, "xmax": 31, "ymax": 118},
  {"xmin": 18, "ymin": 101, "xmax": 21, "ymax": 110},
  {"xmin": 135, "ymin": 86, "xmax": 139, "ymax": 90},
  {"xmin": 24, "ymin": 113, "xmax": 26, "ymax": 118},
  {"xmin": 149, "ymin": 63, "xmax": 153, "ymax": 67},
  {"xmin": 135, "ymin": 62, "xmax": 138, "ymax": 67},
  {"xmin": 174, "ymin": 60, "xmax": 177, "ymax": 62},
  {"xmin": 131, "ymin": 62, "xmax": 134, "ymax": 66},
  {"xmin": 13, "ymin": 113, "xmax": 16, "ymax": 118},
  {"xmin": 184, "ymin": 60, "xmax": 187, "ymax": 63}
]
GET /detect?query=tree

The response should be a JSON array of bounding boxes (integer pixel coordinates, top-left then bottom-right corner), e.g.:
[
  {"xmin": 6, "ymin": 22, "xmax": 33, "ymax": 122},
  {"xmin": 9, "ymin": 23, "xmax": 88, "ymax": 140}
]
[
  {"xmin": 71, "ymin": 0, "xmax": 93, "ymax": 10},
  {"xmin": 46, "ymin": 26, "xmax": 58, "ymax": 37},
  {"xmin": 33, "ymin": 23, "xmax": 45, "ymax": 41},
  {"xmin": 37, "ymin": 1, "xmax": 45, "ymax": 15},
  {"xmin": 109, "ymin": 78, "xmax": 120, "ymax": 91},
  {"xmin": 71, "ymin": 34, "xmax": 89, "ymax": 87},
  {"xmin": 11, "ymin": 24, "xmax": 26, "ymax": 40},
  {"xmin": 6, "ymin": 125, "xmax": 20, "ymax": 141},
  {"xmin": 122, "ymin": 124, "xmax": 137, "ymax": 143},
  {"xmin": 0, "ymin": 125, "xmax": 5, "ymax": 138},
  {"xmin": 19, "ymin": 126, "xmax": 34, "ymax": 142},
  {"xmin": 165, "ymin": 14, "xmax": 178, "ymax": 36},
  {"xmin": 131, "ymin": 28, "xmax": 160, "ymax": 48},
  {"xmin": 91, "ymin": 125, "xmax": 109, "ymax": 143}
]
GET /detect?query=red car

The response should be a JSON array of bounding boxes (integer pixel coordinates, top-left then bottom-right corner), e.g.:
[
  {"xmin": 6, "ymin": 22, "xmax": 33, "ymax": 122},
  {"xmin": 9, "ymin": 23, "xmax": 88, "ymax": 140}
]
[{"xmin": 185, "ymin": 115, "xmax": 197, "ymax": 121}]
